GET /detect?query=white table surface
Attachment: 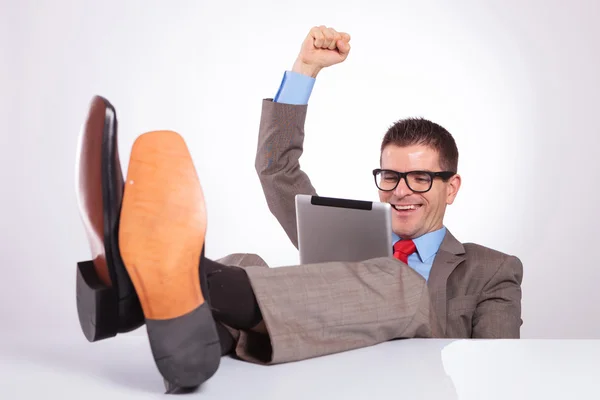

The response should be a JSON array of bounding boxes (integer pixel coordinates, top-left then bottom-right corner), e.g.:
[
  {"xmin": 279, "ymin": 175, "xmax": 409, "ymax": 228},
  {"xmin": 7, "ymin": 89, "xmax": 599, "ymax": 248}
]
[{"xmin": 2, "ymin": 332, "xmax": 598, "ymax": 399}]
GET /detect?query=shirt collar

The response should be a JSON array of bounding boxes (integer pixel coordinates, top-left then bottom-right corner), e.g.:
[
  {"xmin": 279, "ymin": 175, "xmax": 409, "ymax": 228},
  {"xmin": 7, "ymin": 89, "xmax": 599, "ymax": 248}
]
[{"xmin": 392, "ymin": 226, "xmax": 447, "ymax": 263}]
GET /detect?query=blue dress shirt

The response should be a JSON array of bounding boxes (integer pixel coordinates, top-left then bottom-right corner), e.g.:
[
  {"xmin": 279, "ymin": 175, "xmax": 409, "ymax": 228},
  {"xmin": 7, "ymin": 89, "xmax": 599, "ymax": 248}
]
[
  {"xmin": 274, "ymin": 71, "xmax": 316, "ymax": 104},
  {"xmin": 273, "ymin": 71, "xmax": 446, "ymax": 281},
  {"xmin": 391, "ymin": 228, "xmax": 447, "ymax": 281}
]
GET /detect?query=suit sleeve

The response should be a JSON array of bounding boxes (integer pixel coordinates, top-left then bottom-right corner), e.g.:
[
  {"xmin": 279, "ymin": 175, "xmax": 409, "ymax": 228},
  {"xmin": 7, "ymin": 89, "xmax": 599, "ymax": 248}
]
[
  {"xmin": 471, "ymin": 255, "xmax": 524, "ymax": 338},
  {"xmin": 254, "ymin": 99, "xmax": 317, "ymax": 248}
]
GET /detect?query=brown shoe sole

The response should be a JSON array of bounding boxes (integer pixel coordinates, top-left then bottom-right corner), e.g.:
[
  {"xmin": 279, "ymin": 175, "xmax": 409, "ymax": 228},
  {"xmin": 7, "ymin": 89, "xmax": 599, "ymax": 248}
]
[
  {"xmin": 119, "ymin": 130, "xmax": 205, "ymax": 320},
  {"xmin": 118, "ymin": 130, "xmax": 220, "ymax": 389}
]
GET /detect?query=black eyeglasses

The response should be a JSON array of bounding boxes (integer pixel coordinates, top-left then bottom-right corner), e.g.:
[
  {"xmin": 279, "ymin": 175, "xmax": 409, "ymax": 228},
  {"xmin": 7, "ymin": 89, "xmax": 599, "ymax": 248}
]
[{"xmin": 372, "ymin": 169, "xmax": 456, "ymax": 193}]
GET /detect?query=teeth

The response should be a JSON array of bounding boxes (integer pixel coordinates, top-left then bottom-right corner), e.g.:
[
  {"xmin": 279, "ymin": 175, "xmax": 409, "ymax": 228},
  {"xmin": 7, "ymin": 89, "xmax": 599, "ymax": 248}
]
[{"xmin": 394, "ymin": 205, "xmax": 417, "ymax": 210}]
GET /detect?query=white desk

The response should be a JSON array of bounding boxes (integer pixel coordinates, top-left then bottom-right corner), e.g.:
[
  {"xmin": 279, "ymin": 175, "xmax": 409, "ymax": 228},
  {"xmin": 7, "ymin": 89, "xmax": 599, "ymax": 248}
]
[{"xmin": 2, "ymin": 332, "xmax": 598, "ymax": 399}]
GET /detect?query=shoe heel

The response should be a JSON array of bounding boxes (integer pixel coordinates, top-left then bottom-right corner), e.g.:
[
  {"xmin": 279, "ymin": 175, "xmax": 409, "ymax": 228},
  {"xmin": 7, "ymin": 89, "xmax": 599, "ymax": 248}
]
[
  {"xmin": 76, "ymin": 260, "xmax": 119, "ymax": 342},
  {"xmin": 146, "ymin": 303, "xmax": 221, "ymax": 391}
]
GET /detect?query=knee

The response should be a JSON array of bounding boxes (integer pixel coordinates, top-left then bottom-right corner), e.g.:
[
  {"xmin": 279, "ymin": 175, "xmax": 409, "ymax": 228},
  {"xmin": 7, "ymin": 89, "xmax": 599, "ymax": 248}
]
[{"xmin": 215, "ymin": 253, "xmax": 269, "ymax": 268}]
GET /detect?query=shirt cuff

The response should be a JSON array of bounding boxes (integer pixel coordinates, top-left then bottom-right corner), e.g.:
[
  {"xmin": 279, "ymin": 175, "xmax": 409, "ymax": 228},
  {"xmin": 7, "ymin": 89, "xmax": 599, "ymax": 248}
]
[{"xmin": 273, "ymin": 71, "xmax": 316, "ymax": 105}]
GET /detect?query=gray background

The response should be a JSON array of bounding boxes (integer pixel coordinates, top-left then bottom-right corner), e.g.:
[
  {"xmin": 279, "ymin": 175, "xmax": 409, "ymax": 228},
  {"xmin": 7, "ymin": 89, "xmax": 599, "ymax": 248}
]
[{"xmin": 1, "ymin": 0, "xmax": 598, "ymax": 342}]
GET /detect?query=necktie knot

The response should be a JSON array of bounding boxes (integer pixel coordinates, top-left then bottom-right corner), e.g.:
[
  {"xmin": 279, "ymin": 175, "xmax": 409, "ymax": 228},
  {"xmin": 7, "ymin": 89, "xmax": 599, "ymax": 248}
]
[{"xmin": 393, "ymin": 239, "xmax": 417, "ymax": 264}]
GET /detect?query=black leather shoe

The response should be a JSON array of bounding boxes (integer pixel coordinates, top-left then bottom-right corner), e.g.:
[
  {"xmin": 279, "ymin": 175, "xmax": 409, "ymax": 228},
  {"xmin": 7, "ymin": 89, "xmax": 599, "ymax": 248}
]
[
  {"xmin": 75, "ymin": 95, "xmax": 144, "ymax": 342},
  {"xmin": 75, "ymin": 98, "xmax": 221, "ymax": 393}
]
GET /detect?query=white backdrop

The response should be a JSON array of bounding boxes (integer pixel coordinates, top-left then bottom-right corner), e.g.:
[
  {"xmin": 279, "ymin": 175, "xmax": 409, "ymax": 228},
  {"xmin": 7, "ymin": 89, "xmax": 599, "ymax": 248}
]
[{"xmin": 2, "ymin": 0, "xmax": 599, "ymax": 341}]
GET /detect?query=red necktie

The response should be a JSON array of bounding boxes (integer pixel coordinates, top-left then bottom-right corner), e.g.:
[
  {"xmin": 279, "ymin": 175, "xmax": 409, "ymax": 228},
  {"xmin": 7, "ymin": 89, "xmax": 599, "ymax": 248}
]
[{"xmin": 393, "ymin": 239, "xmax": 417, "ymax": 264}]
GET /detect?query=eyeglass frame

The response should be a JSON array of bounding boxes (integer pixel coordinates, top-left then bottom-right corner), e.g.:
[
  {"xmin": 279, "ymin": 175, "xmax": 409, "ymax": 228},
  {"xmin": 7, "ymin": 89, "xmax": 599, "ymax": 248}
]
[{"xmin": 372, "ymin": 168, "xmax": 456, "ymax": 193}]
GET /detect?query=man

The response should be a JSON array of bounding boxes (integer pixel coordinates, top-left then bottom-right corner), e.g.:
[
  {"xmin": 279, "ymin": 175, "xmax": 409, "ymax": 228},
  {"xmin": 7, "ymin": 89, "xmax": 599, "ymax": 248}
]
[
  {"xmin": 256, "ymin": 25, "xmax": 524, "ymax": 338},
  {"xmin": 74, "ymin": 26, "xmax": 522, "ymax": 394}
]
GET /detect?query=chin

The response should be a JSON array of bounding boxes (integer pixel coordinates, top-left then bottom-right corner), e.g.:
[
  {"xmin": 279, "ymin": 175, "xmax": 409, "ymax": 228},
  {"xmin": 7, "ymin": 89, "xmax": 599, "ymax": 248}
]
[{"xmin": 392, "ymin": 225, "xmax": 417, "ymax": 239}]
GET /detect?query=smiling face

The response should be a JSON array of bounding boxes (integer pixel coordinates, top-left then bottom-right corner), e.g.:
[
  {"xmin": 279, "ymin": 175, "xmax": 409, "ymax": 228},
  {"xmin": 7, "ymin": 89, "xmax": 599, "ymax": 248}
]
[{"xmin": 378, "ymin": 144, "xmax": 461, "ymax": 239}]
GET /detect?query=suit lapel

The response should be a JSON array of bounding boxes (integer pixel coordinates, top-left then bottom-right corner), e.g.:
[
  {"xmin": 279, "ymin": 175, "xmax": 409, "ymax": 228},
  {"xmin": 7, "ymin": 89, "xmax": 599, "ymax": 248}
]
[{"xmin": 427, "ymin": 229, "xmax": 466, "ymax": 336}]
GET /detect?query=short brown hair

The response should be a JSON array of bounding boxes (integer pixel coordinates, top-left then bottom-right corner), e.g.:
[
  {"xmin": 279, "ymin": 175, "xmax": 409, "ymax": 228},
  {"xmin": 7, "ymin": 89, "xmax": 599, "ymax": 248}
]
[{"xmin": 380, "ymin": 117, "xmax": 459, "ymax": 172}]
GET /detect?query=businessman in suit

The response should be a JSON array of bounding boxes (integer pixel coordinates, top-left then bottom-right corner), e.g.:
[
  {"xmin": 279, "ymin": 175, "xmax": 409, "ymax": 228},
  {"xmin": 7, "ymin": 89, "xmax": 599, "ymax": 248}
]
[
  {"xmin": 76, "ymin": 25, "xmax": 522, "ymax": 392},
  {"xmin": 254, "ymin": 25, "xmax": 523, "ymax": 342}
]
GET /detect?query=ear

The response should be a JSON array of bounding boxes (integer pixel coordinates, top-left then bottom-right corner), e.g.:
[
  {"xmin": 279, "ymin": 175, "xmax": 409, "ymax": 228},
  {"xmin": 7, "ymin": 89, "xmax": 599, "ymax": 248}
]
[{"xmin": 445, "ymin": 173, "xmax": 461, "ymax": 205}]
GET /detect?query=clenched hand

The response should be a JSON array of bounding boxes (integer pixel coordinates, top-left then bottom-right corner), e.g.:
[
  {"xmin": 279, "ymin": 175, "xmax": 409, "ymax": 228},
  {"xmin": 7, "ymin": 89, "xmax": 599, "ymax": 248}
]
[{"xmin": 292, "ymin": 25, "xmax": 351, "ymax": 78}]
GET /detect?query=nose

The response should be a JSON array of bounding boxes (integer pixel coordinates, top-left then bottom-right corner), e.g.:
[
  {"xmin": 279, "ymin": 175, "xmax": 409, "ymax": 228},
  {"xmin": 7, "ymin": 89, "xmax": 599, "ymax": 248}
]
[{"xmin": 393, "ymin": 176, "xmax": 413, "ymax": 197}]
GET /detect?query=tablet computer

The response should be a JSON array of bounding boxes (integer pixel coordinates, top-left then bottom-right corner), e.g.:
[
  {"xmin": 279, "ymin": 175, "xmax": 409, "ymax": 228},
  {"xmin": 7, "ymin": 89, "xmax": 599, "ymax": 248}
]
[{"xmin": 295, "ymin": 194, "xmax": 393, "ymax": 264}]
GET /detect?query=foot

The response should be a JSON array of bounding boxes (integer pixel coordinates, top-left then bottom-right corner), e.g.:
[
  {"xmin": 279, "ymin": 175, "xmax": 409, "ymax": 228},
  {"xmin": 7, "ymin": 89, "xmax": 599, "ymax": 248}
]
[
  {"xmin": 75, "ymin": 95, "xmax": 144, "ymax": 342},
  {"xmin": 119, "ymin": 130, "xmax": 221, "ymax": 391}
]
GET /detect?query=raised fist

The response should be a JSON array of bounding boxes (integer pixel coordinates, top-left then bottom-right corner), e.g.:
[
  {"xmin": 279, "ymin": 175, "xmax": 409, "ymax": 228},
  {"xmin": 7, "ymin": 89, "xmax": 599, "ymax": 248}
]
[{"xmin": 292, "ymin": 25, "xmax": 351, "ymax": 77}]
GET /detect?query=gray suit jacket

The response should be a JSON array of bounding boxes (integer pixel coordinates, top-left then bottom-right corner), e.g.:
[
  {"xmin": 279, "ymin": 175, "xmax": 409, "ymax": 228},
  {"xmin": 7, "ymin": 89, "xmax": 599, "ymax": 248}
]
[{"xmin": 254, "ymin": 99, "xmax": 523, "ymax": 339}]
